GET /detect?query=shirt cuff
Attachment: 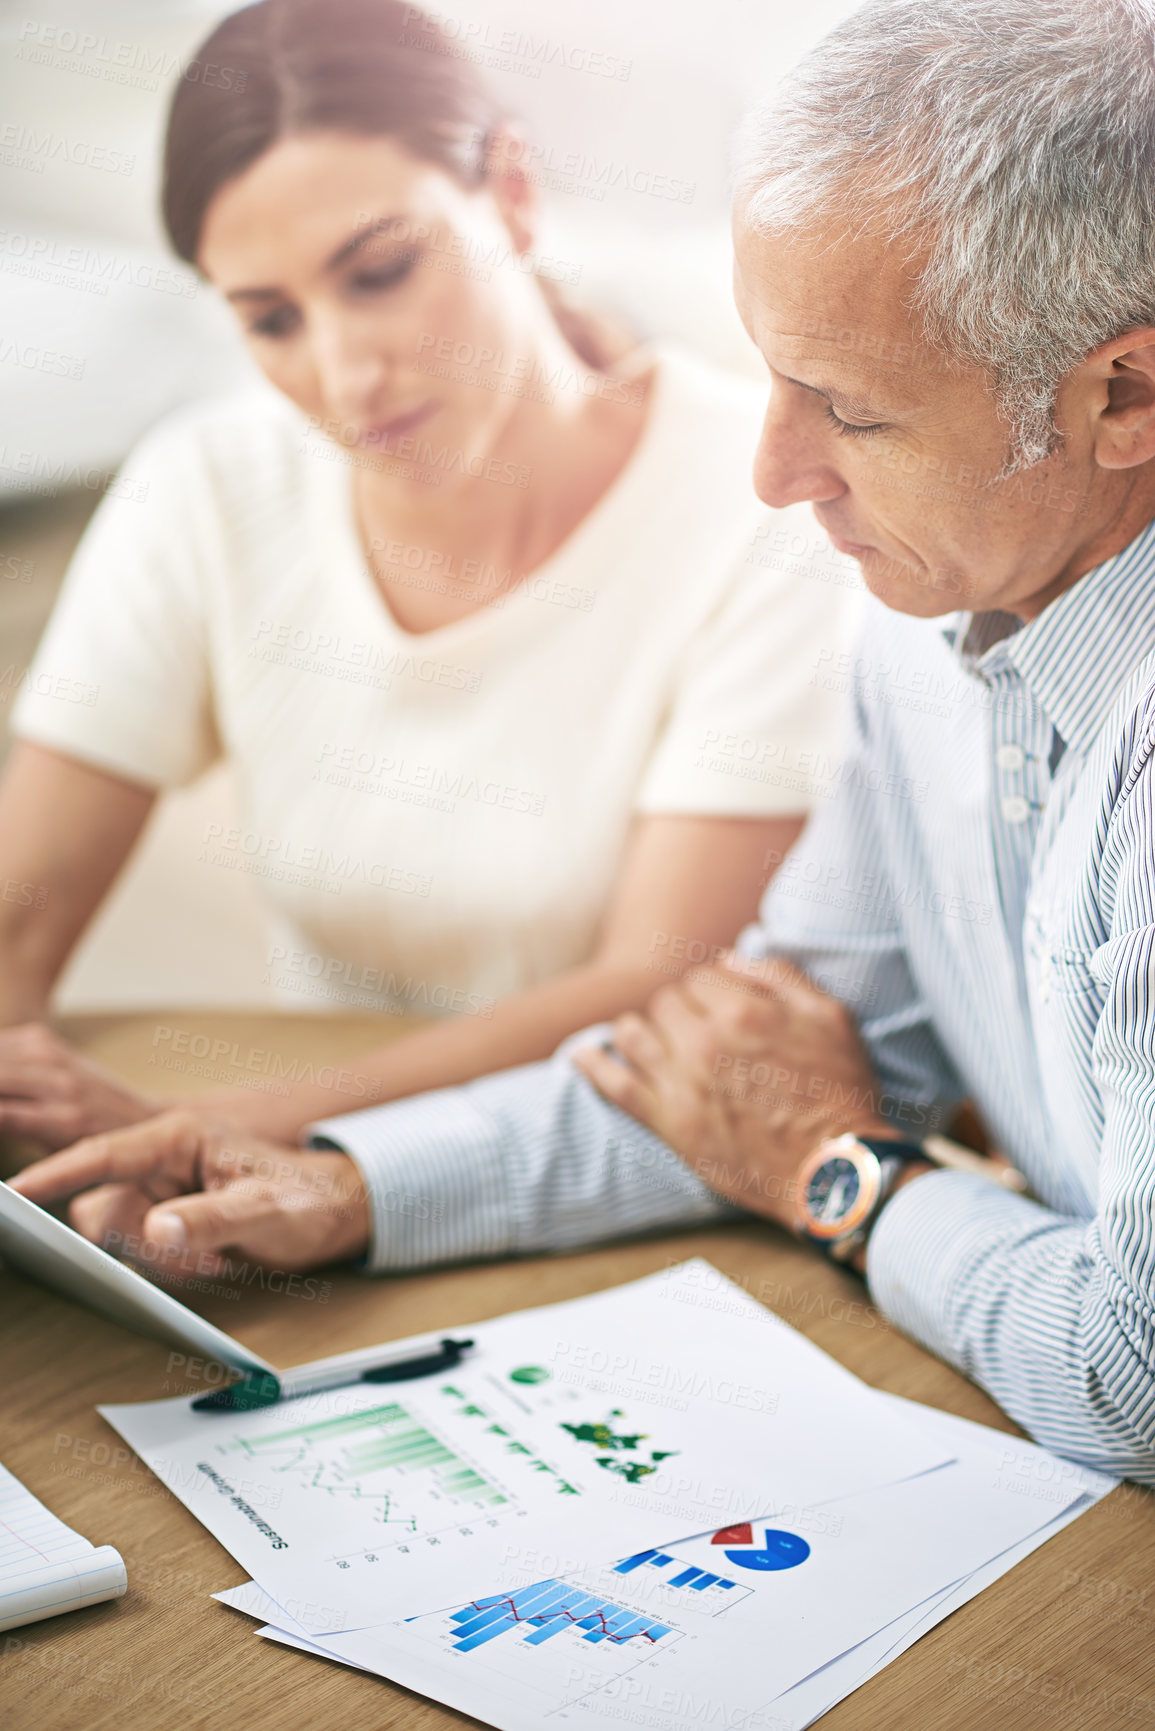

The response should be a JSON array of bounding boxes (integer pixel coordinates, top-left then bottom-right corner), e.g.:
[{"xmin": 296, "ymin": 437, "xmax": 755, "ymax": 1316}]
[
  {"xmin": 866, "ymin": 1167, "xmax": 1055, "ymax": 1367},
  {"xmin": 308, "ymin": 1089, "xmax": 512, "ymax": 1273}
]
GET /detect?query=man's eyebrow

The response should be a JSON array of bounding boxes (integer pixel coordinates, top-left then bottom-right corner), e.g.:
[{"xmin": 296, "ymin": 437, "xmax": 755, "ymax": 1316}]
[
  {"xmin": 223, "ymin": 214, "xmax": 408, "ymax": 302},
  {"xmin": 782, "ymin": 373, "xmax": 891, "ymax": 420}
]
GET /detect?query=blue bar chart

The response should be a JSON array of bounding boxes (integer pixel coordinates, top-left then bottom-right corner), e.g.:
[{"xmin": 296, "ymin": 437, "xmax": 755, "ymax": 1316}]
[
  {"xmin": 448, "ymin": 1579, "xmax": 676, "ymax": 1654},
  {"xmin": 446, "ymin": 1545, "xmax": 754, "ymax": 1657},
  {"xmin": 612, "ymin": 1547, "xmax": 746, "ymax": 1609}
]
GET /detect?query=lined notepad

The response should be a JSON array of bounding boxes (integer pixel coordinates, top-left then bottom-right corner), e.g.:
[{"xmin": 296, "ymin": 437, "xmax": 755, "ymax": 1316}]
[{"xmin": 0, "ymin": 1462, "xmax": 126, "ymax": 1632}]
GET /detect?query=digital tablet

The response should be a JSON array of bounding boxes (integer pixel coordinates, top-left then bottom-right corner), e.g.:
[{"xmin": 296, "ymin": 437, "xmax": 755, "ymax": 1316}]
[{"xmin": 0, "ymin": 1179, "xmax": 274, "ymax": 1377}]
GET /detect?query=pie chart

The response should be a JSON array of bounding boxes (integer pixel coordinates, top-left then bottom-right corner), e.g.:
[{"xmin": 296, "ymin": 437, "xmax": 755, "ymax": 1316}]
[{"xmin": 710, "ymin": 1523, "xmax": 810, "ymax": 1571}]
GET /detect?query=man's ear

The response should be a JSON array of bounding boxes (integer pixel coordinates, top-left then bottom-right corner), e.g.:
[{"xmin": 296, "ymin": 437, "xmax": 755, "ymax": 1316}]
[
  {"xmin": 1088, "ymin": 328, "xmax": 1155, "ymax": 470},
  {"xmin": 482, "ymin": 124, "xmax": 539, "ymax": 257}
]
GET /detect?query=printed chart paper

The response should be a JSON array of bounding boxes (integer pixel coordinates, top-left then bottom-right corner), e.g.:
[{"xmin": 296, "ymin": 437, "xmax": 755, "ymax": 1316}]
[
  {"xmin": 234, "ymin": 1402, "xmax": 1116, "ymax": 1730},
  {"xmin": 100, "ymin": 1261, "xmax": 951, "ymax": 1630}
]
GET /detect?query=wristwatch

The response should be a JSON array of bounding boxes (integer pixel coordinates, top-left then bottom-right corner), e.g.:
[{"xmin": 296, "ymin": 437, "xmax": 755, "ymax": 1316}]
[{"xmin": 794, "ymin": 1132, "xmax": 931, "ymax": 1265}]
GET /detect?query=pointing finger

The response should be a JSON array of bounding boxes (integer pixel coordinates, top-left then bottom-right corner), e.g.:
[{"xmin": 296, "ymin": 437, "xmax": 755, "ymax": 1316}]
[
  {"xmin": 0, "ymin": 1061, "xmax": 70, "ymax": 1102},
  {"xmin": 8, "ymin": 1109, "xmax": 209, "ymax": 1205},
  {"xmin": 0, "ymin": 1100, "xmax": 85, "ymax": 1141}
]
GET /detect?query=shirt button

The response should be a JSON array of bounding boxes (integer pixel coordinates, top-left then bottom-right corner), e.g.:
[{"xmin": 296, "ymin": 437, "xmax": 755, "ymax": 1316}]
[
  {"xmin": 1001, "ymin": 795, "xmax": 1030, "ymax": 824},
  {"xmin": 996, "ymin": 743, "xmax": 1025, "ymax": 772}
]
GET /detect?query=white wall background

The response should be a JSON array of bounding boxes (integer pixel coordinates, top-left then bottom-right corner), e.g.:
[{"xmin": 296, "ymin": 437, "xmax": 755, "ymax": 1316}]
[{"xmin": 2, "ymin": 0, "xmax": 858, "ymax": 244}]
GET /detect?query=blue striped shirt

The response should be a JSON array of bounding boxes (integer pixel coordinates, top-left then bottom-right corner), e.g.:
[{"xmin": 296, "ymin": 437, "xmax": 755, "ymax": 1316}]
[{"xmin": 315, "ymin": 520, "xmax": 1155, "ymax": 1481}]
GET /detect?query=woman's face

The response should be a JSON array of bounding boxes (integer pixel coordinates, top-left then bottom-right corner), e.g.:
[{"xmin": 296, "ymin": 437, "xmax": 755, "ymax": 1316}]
[{"xmin": 198, "ymin": 131, "xmax": 545, "ymax": 483}]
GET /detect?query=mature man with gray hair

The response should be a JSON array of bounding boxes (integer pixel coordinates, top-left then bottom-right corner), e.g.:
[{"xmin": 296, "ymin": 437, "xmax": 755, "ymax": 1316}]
[{"xmin": 15, "ymin": 0, "xmax": 1155, "ymax": 1481}]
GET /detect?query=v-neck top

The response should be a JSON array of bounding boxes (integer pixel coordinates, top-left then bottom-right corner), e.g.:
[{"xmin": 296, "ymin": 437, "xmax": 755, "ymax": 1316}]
[{"xmin": 14, "ymin": 347, "xmax": 860, "ymax": 1009}]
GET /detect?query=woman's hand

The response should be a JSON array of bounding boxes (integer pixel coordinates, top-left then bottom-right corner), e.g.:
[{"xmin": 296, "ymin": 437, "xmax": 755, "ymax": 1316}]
[
  {"xmin": 0, "ymin": 1023, "xmax": 159, "ymax": 1146},
  {"xmin": 8, "ymin": 1109, "xmax": 371, "ymax": 1275}
]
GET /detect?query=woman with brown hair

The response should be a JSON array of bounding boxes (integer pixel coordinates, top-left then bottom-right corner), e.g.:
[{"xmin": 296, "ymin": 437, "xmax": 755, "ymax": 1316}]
[{"xmin": 0, "ymin": 0, "xmax": 855, "ymax": 1148}]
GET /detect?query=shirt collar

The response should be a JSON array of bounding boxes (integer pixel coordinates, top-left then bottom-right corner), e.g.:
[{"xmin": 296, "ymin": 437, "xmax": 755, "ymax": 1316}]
[{"xmin": 942, "ymin": 516, "xmax": 1155, "ymax": 753}]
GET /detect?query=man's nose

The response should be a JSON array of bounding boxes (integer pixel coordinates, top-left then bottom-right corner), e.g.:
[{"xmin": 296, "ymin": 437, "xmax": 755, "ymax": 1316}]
[{"xmin": 752, "ymin": 393, "xmax": 845, "ymax": 511}]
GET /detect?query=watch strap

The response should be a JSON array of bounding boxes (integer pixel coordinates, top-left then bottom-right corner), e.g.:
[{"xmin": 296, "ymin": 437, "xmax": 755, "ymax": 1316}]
[{"xmin": 856, "ymin": 1136, "xmax": 931, "ymax": 1169}]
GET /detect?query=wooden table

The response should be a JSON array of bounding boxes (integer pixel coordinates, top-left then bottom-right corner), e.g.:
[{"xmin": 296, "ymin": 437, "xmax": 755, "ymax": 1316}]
[{"xmin": 1, "ymin": 1012, "xmax": 1153, "ymax": 1730}]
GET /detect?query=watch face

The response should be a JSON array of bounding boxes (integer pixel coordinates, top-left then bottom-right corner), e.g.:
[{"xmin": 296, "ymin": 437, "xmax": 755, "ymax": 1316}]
[
  {"xmin": 805, "ymin": 1155, "xmax": 862, "ymax": 1227},
  {"xmin": 795, "ymin": 1137, "xmax": 882, "ymax": 1240}
]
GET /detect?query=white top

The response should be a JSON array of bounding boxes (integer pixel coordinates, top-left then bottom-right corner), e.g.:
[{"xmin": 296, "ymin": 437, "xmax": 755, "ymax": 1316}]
[{"xmin": 14, "ymin": 347, "xmax": 860, "ymax": 1011}]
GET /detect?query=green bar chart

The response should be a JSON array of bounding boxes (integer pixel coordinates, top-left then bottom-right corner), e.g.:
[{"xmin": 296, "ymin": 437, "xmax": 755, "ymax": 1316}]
[{"xmin": 225, "ymin": 1399, "xmax": 509, "ymax": 1514}]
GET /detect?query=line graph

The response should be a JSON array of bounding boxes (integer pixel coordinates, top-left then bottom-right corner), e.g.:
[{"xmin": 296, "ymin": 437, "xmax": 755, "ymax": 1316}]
[{"xmin": 220, "ymin": 1399, "xmax": 511, "ymax": 1538}]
